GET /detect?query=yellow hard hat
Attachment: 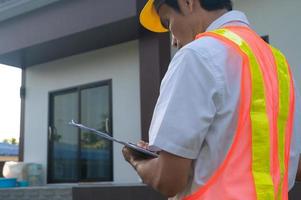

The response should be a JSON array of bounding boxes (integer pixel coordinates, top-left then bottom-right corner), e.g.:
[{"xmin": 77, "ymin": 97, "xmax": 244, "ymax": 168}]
[{"xmin": 139, "ymin": 0, "xmax": 169, "ymax": 33}]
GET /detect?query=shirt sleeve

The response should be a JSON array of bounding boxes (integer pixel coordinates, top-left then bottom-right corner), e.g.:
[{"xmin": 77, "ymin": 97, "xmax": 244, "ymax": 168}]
[{"xmin": 148, "ymin": 48, "xmax": 221, "ymax": 159}]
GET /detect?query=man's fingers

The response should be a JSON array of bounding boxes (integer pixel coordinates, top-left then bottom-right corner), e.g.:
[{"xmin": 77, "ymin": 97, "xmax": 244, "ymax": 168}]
[
  {"xmin": 122, "ymin": 146, "xmax": 141, "ymax": 170},
  {"xmin": 137, "ymin": 140, "xmax": 149, "ymax": 149},
  {"xmin": 122, "ymin": 146, "xmax": 133, "ymax": 162}
]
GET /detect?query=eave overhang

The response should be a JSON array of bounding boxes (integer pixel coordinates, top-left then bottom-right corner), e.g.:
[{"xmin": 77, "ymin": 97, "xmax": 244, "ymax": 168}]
[{"xmin": 0, "ymin": 0, "xmax": 147, "ymax": 68}]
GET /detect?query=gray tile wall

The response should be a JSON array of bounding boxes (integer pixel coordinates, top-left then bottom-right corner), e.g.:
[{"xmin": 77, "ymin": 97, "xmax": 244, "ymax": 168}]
[
  {"xmin": 0, "ymin": 183, "xmax": 299, "ymax": 200},
  {"xmin": 0, "ymin": 187, "xmax": 72, "ymax": 200}
]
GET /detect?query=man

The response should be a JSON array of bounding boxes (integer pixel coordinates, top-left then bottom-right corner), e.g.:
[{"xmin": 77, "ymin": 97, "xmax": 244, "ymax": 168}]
[{"xmin": 123, "ymin": 0, "xmax": 301, "ymax": 199}]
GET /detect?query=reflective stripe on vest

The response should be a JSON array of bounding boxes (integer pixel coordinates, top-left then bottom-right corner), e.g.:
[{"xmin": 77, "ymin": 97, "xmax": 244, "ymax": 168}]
[
  {"xmin": 271, "ymin": 47, "xmax": 295, "ymax": 200},
  {"xmin": 183, "ymin": 27, "xmax": 295, "ymax": 200},
  {"xmin": 271, "ymin": 47, "xmax": 288, "ymax": 199}
]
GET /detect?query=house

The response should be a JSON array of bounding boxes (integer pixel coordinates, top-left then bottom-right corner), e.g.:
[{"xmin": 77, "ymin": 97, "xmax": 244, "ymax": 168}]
[
  {"xmin": 0, "ymin": 0, "xmax": 299, "ymax": 199},
  {"xmin": 0, "ymin": 142, "xmax": 18, "ymax": 164},
  {"xmin": 0, "ymin": 142, "xmax": 18, "ymax": 156}
]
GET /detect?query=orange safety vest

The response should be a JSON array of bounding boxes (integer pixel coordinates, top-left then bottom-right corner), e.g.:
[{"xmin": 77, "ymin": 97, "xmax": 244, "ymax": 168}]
[{"xmin": 184, "ymin": 26, "xmax": 295, "ymax": 200}]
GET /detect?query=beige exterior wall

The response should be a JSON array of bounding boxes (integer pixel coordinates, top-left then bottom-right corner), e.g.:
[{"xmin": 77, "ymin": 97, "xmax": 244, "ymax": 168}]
[{"xmin": 24, "ymin": 40, "xmax": 141, "ymax": 184}]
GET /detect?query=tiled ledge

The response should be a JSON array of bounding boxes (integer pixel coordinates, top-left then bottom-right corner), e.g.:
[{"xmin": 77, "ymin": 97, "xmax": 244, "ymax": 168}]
[
  {"xmin": 0, "ymin": 182, "xmax": 299, "ymax": 200},
  {"xmin": 0, "ymin": 186, "xmax": 72, "ymax": 200},
  {"xmin": 0, "ymin": 183, "xmax": 166, "ymax": 200}
]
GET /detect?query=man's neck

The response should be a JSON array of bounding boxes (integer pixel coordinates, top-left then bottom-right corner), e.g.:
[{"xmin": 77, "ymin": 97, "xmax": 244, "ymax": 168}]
[{"xmin": 200, "ymin": 9, "xmax": 228, "ymax": 33}]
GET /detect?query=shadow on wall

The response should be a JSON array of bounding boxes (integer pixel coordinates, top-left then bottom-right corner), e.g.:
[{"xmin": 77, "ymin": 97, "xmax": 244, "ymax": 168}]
[{"xmin": 289, "ymin": 182, "xmax": 301, "ymax": 199}]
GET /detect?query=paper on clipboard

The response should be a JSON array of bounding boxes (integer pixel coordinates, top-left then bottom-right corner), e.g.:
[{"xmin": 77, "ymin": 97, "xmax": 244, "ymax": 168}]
[{"xmin": 69, "ymin": 120, "xmax": 158, "ymax": 159}]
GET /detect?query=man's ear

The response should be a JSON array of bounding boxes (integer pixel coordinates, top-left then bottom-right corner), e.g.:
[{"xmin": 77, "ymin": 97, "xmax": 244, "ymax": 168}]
[{"xmin": 184, "ymin": 0, "xmax": 195, "ymax": 12}]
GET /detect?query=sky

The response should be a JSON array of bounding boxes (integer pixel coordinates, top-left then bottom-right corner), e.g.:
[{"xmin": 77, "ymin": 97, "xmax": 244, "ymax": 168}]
[{"xmin": 0, "ymin": 64, "xmax": 21, "ymax": 142}]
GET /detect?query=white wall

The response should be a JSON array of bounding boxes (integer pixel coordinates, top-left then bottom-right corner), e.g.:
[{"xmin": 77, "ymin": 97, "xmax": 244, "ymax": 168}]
[
  {"xmin": 24, "ymin": 40, "xmax": 142, "ymax": 184},
  {"xmin": 233, "ymin": 0, "xmax": 301, "ymax": 91}
]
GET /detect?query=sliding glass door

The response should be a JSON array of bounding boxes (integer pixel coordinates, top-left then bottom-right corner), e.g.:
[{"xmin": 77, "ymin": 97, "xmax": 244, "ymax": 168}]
[
  {"xmin": 80, "ymin": 85, "xmax": 112, "ymax": 180},
  {"xmin": 48, "ymin": 80, "xmax": 112, "ymax": 183}
]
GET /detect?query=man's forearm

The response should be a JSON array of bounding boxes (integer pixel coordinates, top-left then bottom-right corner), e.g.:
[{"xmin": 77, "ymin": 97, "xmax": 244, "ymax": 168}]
[
  {"xmin": 123, "ymin": 148, "xmax": 192, "ymax": 198},
  {"xmin": 135, "ymin": 158, "xmax": 170, "ymax": 195},
  {"xmin": 134, "ymin": 153, "xmax": 190, "ymax": 197},
  {"xmin": 122, "ymin": 149, "xmax": 164, "ymax": 192}
]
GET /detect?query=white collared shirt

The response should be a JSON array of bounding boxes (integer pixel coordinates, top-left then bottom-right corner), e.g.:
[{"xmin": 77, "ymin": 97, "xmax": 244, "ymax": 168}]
[{"xmin": 148, "ymin": 10, "xmax": 301, "ymax": 198}]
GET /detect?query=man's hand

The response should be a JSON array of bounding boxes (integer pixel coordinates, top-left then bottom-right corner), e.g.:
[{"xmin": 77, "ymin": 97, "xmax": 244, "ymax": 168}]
[
  {"xmin": 122, "ymin": 141, "xmax": 152, "ymax": 169},
  {"xmin": 122, "ymin": 141, "xmax": 192, "ymax": 197}
]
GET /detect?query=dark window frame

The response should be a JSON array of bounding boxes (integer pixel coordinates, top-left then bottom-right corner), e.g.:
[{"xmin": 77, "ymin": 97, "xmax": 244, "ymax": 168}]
[
  {"xmin": 261, "ymin": 35, "xmax": 269, "ymax": 44},
  {"xmin": 47, "ymin": 79, "xmax": 113, "ymax": 183}
]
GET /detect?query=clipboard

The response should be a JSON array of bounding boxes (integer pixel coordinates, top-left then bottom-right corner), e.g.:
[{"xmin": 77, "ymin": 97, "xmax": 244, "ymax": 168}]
[{"xmin": 69, "ymin": 120, "xmax": 158, "ymax": 159}]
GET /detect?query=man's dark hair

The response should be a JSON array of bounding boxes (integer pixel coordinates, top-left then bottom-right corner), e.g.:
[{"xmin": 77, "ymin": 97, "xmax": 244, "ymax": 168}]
[{"xmin": 163, "ymin": 0, "xmax": 233, "ymax": 12}]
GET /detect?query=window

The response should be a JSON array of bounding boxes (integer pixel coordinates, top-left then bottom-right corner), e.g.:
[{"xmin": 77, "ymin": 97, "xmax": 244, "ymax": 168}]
[
  {"xmin": 47, "ymin": 80, "xmax": 113, "ymax": 183},
  {"xmin": 261, "ymin": 35, "xmax": 269, "ymax": 44}
]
